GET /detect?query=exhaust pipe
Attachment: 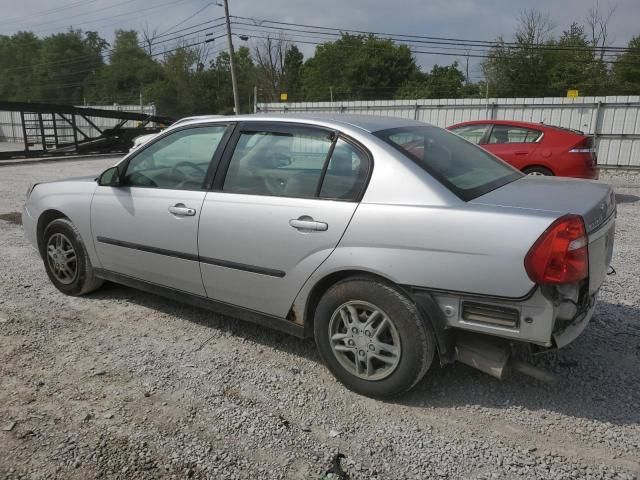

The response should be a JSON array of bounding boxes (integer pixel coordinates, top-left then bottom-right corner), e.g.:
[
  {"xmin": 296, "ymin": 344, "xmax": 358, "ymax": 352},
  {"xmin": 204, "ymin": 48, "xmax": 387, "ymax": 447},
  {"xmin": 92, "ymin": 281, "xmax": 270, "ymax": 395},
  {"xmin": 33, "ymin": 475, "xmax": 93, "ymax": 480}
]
[
  {"xmin": 510, "ymin": 360, "xmax": 558, "ymax": 385},
  {"xmin": 454, "ymin": 332, "xmax": 557, "ymax": 384},
  {"xmin": 454, "ymin": 332, "xmax": 510, "ymax": 379}
]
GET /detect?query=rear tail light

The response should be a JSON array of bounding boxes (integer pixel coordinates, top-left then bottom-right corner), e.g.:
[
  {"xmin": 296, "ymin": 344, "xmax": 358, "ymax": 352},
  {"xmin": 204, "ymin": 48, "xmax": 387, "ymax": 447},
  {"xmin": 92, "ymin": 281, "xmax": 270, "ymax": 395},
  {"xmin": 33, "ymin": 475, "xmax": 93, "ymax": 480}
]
[
  {"xmin": 525, "ymin": 215, "xmax": 589, "ymax": 285},
  {"xmin": 569, "ymin": 136, "xmax": 593, "ymax": 152},
  {"xmin": 569, "ymin": 137, "xmax": 597, "ymax": 167},
  {"xmin": 569, "ymin": 148, "xmax": 593, "ymax": 153}
]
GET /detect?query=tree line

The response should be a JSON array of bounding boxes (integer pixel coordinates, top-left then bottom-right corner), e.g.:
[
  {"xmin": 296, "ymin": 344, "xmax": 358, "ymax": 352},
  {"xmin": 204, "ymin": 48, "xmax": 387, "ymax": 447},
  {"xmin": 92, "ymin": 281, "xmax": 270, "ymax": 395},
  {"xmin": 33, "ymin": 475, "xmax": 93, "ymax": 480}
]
[{"xmin": 0, "ymin": 8, "xmax": 639, "ymax": 117}]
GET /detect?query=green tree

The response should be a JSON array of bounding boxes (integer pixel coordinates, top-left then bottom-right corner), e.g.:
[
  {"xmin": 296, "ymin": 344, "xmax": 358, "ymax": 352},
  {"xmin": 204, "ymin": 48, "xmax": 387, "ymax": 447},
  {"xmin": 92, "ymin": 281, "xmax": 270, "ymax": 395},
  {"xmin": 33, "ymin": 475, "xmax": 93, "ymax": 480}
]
[
  {"xmin": 613, "ymin": 36, "xmax": 640, "ymax": 94},
  {"xmin": 207, "ymin": 46, "xmax": 256, "ymax": 114},
  {"xmin": 87, "ymin": 30, "xmax": 163, "ymax": 104},
  {"xmin": 36, "ymin": 29, "xmax": 106, "ymax": 104},
  {"xmin": 396, "ymin": 62, "xmax": 469, "ymax": 99},
  {"xmin": 0, "ymin": 30, "xmax": 108, "ymax": 104},
  {"xmin": 281, "ymin": 45, "xmax": 304, "ymax": 101},
  {"xmin": 0, "ymin": 32, "xmax": 43, "ymax": 101},
  {"xmin": 301, "ymin": 33, "xmax": 420, "ymax": 100},
  {"xmin": 547, "ymin": 23, "xmax": 608, "ymax": 95},
  {"xmin": 483, "ymin": 10, "xmax": 557, "ymax": 96}
]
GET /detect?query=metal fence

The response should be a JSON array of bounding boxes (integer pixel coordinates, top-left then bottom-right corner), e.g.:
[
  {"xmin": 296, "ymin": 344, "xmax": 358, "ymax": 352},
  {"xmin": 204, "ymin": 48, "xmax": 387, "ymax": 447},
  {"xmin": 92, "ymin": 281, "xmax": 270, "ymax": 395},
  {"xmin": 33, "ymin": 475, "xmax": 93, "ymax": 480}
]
[
  {"xmin": 0, "ymin": 104, "xmax": 156, "ymax": 144},
  {"xmin": 258, "ymin": 96, "xmax": 640, "ymax": 167}
]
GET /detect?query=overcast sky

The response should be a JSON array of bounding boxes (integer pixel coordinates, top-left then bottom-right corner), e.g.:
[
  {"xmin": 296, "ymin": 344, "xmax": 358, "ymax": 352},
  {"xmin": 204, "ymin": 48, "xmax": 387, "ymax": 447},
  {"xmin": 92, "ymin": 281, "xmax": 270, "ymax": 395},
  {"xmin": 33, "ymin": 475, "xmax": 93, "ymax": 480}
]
[{"xmin": 3, "ymin": 0, "xmax": 639, "ymax": 80}]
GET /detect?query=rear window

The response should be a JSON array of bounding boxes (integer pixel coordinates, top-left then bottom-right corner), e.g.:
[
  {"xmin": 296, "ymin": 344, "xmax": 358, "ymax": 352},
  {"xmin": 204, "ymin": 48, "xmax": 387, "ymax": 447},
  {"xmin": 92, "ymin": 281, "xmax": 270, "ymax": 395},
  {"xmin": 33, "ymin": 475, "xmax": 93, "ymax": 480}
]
[{"xmin": 374, "ymin": 126, "xmax": 523, "ymax": 201}]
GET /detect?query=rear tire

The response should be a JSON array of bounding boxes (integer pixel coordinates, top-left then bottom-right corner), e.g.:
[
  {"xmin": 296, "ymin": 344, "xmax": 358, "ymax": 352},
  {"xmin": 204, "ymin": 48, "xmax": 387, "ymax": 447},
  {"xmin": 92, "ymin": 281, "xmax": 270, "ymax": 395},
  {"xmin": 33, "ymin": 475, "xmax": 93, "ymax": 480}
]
[
  {"xmin": 523, "ymin": 166, "xmax": 553, "ymax": 176},
  {"xmin": 314, "ymin": 277, "xmax": 435, "ymax": 398},
  {"xmin": 42, "ymin": 218, "xmax": 103, "ymax": 296}
]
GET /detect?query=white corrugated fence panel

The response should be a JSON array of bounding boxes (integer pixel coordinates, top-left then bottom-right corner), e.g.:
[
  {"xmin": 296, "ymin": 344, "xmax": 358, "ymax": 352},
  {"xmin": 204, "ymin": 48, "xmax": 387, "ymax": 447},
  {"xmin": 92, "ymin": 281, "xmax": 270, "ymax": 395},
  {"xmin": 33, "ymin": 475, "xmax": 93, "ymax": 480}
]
[{"xmin": 258, "ymin": 97, "xmax": 640, "ymax": 167}]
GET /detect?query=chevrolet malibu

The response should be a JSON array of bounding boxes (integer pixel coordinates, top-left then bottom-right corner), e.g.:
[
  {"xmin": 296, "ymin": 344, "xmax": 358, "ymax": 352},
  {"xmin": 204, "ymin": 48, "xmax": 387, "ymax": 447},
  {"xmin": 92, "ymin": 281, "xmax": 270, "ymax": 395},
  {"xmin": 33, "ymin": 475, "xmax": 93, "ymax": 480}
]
[{"xmin": 23, "ymin": 115, "xmax": 616, "ymax": 398}]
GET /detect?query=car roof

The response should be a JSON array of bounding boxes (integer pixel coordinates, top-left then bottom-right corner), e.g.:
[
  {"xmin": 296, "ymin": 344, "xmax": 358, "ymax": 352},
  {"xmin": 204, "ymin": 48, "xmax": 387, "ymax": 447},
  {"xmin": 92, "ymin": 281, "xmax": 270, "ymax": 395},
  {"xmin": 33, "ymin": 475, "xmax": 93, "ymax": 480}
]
[
  {"xmin": 169, "ymin": 113, "xmax": 429, "ymax": 133},
  {"xmin": 448, "ymin": 119, "xmax": 585, "ymax": 136}
]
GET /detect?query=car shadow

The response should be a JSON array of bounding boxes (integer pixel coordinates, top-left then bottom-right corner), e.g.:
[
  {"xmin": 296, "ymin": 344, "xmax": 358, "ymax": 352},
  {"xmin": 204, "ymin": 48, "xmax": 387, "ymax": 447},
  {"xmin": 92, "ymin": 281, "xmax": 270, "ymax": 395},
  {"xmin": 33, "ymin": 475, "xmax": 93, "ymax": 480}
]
[
  {"xmin": 402, "ymin": 301, "xmax": 640, "ymax": 427},
  {"xmin": 87, "ymin": 281, "xmax": 319, "ymax": 361},
  {"xmin": 615, "ymin": 193, "xmax": 640, "ymax": 204},
  {"xmin": 88, "ymin": 284, "xmax": 639, "ymax": 427}
]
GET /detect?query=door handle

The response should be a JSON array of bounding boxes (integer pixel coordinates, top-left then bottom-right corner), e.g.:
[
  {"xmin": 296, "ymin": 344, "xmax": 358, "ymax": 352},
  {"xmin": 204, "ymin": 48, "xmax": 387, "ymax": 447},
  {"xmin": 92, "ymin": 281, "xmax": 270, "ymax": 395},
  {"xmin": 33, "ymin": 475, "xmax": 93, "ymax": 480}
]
[
  {"xmin": 168, "ymin": 203, "xmax": 196, "ymax": 216},
  {"xmin": 514, "ymin": 150, "xmax": 529, "ymax": 155},
  {"xmin": 289, "ymin": 216, "xmax": 328, "ymax": 232}
]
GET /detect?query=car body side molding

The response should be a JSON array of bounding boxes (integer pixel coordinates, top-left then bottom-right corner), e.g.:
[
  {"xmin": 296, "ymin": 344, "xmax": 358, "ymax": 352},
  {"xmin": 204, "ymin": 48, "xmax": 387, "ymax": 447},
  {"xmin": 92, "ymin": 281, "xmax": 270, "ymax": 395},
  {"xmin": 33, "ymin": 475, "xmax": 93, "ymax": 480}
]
[
  {"xmin": 95, "ymin": 236, "xmax": 285, "ymax": 278},
  {"xmin": 93, "ymin": 268, "xmax": 304, "ymax": 337}
]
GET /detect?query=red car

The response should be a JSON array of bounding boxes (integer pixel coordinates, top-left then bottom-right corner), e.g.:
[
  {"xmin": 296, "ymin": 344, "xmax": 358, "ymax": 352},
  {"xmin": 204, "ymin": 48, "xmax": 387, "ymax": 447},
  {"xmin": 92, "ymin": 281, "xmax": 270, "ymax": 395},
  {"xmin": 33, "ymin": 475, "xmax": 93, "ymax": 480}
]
[{"xmin": 447, "ymin": 120, "xmax": 598, "ymax": 179}]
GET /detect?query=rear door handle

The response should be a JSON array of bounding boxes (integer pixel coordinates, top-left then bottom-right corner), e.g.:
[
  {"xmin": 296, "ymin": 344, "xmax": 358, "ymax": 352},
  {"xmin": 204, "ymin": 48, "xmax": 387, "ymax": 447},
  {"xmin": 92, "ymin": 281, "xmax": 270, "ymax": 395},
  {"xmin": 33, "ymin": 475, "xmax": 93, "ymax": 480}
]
[
  {"xmin": 289, "ymin": 216, "xmax": 328, "ymax": 232},
  {"xmin": 168, "ymin": 203, "xmax": 196, "ymax": 216},
  {"xmin": 514, "ymin": 150, "xmax": 529, "ymax": 155}
]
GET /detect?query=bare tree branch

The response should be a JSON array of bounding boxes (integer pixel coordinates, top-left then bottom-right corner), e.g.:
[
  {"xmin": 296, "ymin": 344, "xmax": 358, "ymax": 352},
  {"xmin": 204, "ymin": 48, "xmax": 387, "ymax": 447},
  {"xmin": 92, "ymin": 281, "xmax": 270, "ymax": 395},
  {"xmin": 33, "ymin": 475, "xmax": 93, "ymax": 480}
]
[
  {"xmin": 141, "ymin": 23, "xmax": 159, "ymax": 55},
  {"xmin": 515, "ymin": 9, "xmax": 556, "ymax": 45},
  {"xmin": 586, "ymin": 1, "xmax": 618, "ymax": 60},
  {"xmin": 253, "ymin": 33, "xmax": 291, "ymax": 101}
]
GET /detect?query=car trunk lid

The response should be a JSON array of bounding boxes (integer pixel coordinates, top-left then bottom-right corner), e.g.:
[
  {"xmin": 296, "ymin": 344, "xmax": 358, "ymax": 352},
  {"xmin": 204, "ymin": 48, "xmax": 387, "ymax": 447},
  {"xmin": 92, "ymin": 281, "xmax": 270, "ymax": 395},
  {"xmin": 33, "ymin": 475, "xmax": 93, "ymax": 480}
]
[{"xmin": 472, "ymin": 176, "xmax": 616, "ymax": 293}]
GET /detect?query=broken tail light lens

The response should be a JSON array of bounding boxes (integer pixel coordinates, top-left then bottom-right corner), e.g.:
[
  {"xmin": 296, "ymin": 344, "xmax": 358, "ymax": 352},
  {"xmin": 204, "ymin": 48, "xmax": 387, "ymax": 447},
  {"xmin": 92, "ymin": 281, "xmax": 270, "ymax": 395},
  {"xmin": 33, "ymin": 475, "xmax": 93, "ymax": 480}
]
[{"xmin": 525, "ymin": 215, "xmax": 589, "ymax": 285}]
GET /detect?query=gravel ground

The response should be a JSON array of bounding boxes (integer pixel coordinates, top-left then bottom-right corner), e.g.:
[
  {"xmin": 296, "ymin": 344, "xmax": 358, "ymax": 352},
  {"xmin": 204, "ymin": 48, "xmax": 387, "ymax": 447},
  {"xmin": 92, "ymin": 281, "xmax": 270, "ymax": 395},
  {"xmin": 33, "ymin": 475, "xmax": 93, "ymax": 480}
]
[{"xmin": 0, "ymin": 158, "xmax": 639, "ymax": 480}]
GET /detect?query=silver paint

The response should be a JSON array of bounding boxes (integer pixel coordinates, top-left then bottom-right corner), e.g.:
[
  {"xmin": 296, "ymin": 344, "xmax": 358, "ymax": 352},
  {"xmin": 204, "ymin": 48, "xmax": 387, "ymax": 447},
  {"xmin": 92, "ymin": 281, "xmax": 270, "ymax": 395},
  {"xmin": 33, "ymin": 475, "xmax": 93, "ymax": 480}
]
[{"xmin": 23, "ymin": 114, "xmax": 616, "ymax": 349}]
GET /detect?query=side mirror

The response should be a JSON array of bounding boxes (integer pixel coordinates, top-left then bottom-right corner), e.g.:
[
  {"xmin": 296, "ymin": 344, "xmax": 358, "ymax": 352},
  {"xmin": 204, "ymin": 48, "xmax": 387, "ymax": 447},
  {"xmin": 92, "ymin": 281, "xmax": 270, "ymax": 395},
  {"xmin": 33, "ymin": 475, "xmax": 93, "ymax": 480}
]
[{"xmin": 98, "ymin": 166, "xmax": 121, "ymax": 187}]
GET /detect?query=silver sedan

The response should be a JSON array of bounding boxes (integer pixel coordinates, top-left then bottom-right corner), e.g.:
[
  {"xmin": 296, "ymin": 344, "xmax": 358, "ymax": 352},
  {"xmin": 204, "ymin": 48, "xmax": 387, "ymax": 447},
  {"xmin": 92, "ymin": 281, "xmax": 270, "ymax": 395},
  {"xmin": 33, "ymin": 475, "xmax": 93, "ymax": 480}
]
[{"xmin": 23, "ymin": 114, "xmax": 616, "ymax": 397}]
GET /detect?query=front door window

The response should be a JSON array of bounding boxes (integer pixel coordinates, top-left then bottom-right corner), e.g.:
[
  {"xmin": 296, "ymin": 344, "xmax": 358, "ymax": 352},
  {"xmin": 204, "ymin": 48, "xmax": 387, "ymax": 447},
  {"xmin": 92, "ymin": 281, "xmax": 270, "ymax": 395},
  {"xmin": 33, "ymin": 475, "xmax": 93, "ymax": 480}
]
[{"xmin": 124, "ymin": 126, "xmax": 227, "ymax": 190}]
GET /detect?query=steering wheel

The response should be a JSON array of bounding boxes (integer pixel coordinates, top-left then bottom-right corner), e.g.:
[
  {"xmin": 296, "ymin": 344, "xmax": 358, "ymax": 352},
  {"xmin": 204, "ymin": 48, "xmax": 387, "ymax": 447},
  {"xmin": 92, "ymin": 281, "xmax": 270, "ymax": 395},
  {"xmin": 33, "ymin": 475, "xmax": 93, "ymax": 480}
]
[{"xmin": 171, "ymin": 161, "xmax": 206, "ymax": 187}]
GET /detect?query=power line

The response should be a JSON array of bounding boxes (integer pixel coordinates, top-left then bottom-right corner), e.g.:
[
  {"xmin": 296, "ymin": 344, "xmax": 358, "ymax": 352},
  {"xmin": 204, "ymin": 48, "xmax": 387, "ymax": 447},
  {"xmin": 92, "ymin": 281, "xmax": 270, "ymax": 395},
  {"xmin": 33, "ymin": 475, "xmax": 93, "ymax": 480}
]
[
  {"xmin": 232, "ymin": 15, "xmax": 635, "ymax": 54},
  {"xmin": 231, "ymin": 28, "xmax": 638, "ymax": 65},
  {"xmin": 4, "ymin": 12, "xmax": 639, "ymax": 78},
  {"xmin": 0, "ymin": 0, "xmax": 104, "ymax": 27},
  {"xmin": 231, "ymin": 20, "xmax": 640, "ymax": 65},
  {"xmin": 156, "ymin": 2, "xmax": 217, "ymax": 36},
  {"xmin": 14, "ymin": 0, "xmax": 144, "ymax": 33},
  {"xmin": 232, "ymin": 20, "xmax": 632, "ymax": 60},
  {"xmin": 28, "ymin": 0, "xmax": 191, "ymax": 35},
  {"xmin": 2, "ymin": 23, "xmax": 226, "ymax": 74}
]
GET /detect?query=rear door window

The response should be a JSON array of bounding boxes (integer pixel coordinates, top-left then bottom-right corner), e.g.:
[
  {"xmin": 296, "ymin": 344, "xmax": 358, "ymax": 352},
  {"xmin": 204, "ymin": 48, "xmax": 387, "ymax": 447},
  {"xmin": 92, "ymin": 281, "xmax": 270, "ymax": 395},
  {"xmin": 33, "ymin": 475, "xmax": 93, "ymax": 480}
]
[
  {"xmin": 223, "ymin": 126, "xmax": 333, "ymax": 198},
  {"xmin": 319, "ymin": 139, "xmax": 369, "ymax": 200},
  {"xmin": 488, "ymin": 125, "xmax": 542, "ymax": 144},
  {"xmin": 221, "ymin": 124, "xmax": 370, "ymax": 201}
]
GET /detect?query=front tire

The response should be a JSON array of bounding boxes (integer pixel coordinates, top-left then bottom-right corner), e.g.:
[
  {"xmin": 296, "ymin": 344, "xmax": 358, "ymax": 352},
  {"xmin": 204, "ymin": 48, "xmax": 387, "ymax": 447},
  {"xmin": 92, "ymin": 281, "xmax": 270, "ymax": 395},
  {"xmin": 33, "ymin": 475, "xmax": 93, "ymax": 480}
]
[
  {"xmin": 42, "ymin": 218, "xmax": 103, "ymax": 296},
  {"xmin": 314, "ymin": 277, "xmax": 435, "ymax": 398}
]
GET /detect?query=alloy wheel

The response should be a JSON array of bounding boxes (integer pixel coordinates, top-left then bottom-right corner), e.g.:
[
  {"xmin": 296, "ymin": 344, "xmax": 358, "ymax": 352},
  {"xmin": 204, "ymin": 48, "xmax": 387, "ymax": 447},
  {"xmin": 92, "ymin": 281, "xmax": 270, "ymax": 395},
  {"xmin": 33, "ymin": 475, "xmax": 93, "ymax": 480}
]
[
  {"xmin": 328, "ymin": 301, "xmax": 402, "ymax": 381},
  {"xmin": 46, "ymin": 233, "xmax": 78, "ymax": 285}
]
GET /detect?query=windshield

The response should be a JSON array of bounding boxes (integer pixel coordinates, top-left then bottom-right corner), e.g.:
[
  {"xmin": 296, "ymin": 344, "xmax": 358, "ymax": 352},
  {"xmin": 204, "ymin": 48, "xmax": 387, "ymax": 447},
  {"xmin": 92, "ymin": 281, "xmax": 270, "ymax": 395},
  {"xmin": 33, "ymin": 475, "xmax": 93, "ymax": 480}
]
[{"xmin": 374, "ymin": 126, "xmax": 523, "ymax": 201}]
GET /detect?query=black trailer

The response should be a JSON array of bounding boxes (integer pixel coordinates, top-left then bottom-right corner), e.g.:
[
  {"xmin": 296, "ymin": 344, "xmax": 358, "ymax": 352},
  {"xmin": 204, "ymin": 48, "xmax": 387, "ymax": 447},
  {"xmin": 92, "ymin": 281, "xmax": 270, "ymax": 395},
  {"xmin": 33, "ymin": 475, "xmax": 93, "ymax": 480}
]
[{"xmin": 0, "ymin": 101, "xmax": 175, "ymax": 159}]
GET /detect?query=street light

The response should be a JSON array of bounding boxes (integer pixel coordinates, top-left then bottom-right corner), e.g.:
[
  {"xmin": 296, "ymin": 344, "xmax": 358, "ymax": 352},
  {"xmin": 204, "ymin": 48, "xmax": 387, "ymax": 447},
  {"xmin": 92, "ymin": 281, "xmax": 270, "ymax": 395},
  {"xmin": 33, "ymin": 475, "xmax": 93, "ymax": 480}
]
[{"xmin": 205, "ymin": 33, "xmax": 249, "ymax": 43}]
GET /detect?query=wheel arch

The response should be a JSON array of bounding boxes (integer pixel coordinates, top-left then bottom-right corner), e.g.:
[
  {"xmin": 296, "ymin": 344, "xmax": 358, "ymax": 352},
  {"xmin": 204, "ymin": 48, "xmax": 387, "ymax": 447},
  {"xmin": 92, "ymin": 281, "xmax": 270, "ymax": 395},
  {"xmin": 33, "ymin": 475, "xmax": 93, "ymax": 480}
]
[
  {"xmin": 298, "ymin": 269, "xmax": 455, "ymax": 364},
  {"xmin": 36, "ymin": 209, "xmax": 69, "ymax": 257},
  {"xmin": 522, "ymin": 164, "xmax": 555, "ymax": 176}
]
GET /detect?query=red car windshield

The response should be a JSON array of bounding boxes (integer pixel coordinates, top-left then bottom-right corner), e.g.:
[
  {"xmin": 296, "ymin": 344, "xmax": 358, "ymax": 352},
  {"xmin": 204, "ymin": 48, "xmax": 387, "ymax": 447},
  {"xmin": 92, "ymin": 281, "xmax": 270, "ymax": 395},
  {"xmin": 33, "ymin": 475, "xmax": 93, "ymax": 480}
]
[{"xmin": 374, "ymin": 126, "xmax": 523, "ymax": 201}]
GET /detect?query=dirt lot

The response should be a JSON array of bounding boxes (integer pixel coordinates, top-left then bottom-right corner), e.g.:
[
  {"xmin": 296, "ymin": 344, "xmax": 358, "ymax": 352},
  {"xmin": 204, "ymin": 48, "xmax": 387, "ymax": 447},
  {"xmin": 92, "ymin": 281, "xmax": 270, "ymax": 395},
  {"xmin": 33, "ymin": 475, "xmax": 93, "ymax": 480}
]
[{"xmin": 0, "ymin": 158, "xmax": 639, "ymax": 479}]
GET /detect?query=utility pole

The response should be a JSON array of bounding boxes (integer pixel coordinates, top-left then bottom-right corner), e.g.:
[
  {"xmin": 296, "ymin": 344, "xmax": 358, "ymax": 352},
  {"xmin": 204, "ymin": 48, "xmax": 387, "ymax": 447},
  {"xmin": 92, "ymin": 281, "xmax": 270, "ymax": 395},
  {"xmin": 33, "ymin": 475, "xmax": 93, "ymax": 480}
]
[
  {"xmin": 485, "ymin": 81, "xmax": 490, "ymax": 118},
  {"xmin": 253, "ymin": 85, "xmax": 258, "ymax": 113},
  {"xmin": 329, "ymin": 86, "xmax": 333, "ymax": 103},
  {"xmin": 464, "ymin": 50, "xmax": 470, "ymax": 83},
  {"xmin": 223, "ymin": 0, "xmax": 240, "ymax": 114}
]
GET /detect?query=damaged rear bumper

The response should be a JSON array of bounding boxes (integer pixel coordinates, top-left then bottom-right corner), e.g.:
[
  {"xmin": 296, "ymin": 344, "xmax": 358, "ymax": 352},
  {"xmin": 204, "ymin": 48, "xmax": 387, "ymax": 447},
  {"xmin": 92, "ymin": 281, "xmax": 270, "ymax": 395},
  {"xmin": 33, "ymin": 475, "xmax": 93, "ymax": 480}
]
[{"xmin": 552, "ymin": 294, "xmax": 597, "ymax": 348}]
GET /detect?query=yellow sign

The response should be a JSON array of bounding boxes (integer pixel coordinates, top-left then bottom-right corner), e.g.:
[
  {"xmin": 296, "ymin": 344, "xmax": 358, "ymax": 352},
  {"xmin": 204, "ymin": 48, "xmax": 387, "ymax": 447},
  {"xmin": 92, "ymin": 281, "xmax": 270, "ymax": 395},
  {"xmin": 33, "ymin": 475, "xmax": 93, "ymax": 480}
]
[
  {"xmin": 567, "ymin": 89, "xmax": 579, "ymax": 98},
  {"xmin": 280, "ymin": 92, "xmax": 288, "ymax": 101}
]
